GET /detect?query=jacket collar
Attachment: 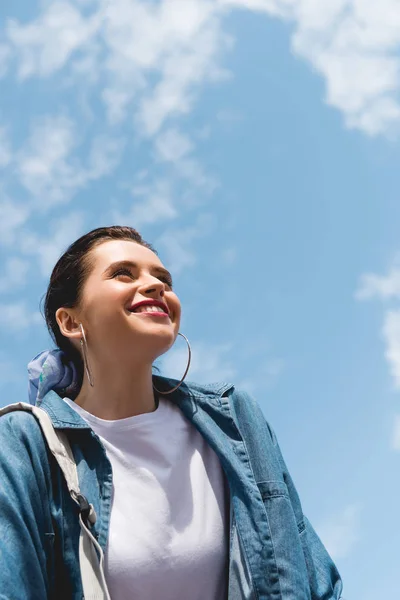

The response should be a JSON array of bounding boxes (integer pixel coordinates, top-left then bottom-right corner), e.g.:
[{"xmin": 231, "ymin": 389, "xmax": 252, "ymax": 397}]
[
  {"xmin": 38, "ymin": 377, "xmax": 234, "ymax": 430},
  {"xmin": 38, "ymin": 390, "xmax": 92, "ymax": 429}
]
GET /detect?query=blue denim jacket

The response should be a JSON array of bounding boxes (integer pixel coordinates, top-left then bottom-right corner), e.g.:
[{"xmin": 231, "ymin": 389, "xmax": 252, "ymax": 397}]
[{"xmin": 0, "ymin": 376, "xmax": 343, "ymax": 600}]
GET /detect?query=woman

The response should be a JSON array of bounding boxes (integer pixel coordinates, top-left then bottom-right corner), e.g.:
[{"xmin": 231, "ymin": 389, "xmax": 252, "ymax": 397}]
[{"xmin": 0, "ymin": 226, "xmax": 343, "ymax": 599}]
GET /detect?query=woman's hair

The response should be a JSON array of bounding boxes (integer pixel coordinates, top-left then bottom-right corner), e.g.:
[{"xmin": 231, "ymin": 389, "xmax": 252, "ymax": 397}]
[{"xmin": 44, "ymin": 225, "xmax": 155, "ymax": 381}]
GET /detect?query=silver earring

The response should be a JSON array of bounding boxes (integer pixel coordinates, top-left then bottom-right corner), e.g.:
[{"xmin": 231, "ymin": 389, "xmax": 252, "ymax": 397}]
[
  {"xmin": 80, "ymin": 323, "xmax": 94, "ymax": 387},
  {"xmin": 153, "ymin": 333, "xmax": 191, "ymax": 395}
]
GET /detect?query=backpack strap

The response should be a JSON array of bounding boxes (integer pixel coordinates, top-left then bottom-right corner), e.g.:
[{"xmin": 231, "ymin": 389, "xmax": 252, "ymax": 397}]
[{"xmin": 0, "ymin": 402, "xmax": 111, "ymax": 600}]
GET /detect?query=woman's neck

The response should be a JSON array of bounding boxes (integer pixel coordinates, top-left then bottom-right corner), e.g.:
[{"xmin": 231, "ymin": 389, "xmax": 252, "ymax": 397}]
[{"xmin": 74, "ymin": 359, "xmax": 157, "ymax": 420}]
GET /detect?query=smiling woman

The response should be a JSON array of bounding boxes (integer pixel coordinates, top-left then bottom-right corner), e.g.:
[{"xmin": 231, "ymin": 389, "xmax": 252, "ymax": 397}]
[{"xmin": 0, "ymin": 226, "xmax": 344, "ymax": 600}]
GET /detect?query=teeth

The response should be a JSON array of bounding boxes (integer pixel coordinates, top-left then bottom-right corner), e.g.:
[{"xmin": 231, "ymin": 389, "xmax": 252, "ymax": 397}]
[{"xmin": 134, "ymin": 305, "xmax": 166, "ymax": 314}]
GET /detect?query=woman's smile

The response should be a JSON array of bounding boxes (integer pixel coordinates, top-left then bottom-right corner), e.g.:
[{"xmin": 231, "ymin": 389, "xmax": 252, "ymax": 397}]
[{"xmin": 128, "ymin": 299, "xmax": 171, "ymax": 319}]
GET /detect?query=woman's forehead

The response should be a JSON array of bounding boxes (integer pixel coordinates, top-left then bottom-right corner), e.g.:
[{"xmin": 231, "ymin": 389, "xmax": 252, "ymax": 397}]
[{"xmin": 90, "ymin": 239, "xmax": 163, "ymax": 270}]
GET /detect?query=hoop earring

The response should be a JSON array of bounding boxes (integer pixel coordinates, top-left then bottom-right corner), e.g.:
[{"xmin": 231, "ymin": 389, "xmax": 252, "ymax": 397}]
[
  {"xmin": 80, "ymin": 323, "xmax": 94, "ymax": 387},
  {"xmin": 153, "ymin": 333, "xmax": 191, "ymax": 395}
]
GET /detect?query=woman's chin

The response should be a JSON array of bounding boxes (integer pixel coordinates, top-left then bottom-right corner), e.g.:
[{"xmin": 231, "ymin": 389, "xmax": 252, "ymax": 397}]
[{"xmin": 137, "ymin": 324, "xmax": 177, "ymax": 350}]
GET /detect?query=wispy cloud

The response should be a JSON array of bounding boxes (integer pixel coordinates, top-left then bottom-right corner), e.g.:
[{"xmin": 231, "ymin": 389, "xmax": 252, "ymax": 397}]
[
  {"xmin": 6, "ymin": 2, "xmax": 100, "ymax": 80},
  {"xmin": 226, "ymin": 0, "xmax": 400, "ymax": 136},
  {"xmin": 88, "ymin": 134, "xmax": 125, "ymax": 180},
  {"xmin": 0, "ymin": 258, "xmax": 29, "ymax": 294},
  {"xmin": 356, "ymin": 265, "xmax": 400, "ymax": 301},
  {"xmin": 116, "ymin": 177, "xmax": 178, "ymax": 229},
  {"xmin": 5, "ymin": 1, "xmax": 230, "ymax": 136},
  {"xmin": 356, "ymin": 262, "xmax": 400, "ymax": 448},
  {"xmin": 3, "ymin": 2, "xmax": 225, "ymax": 274},
  {"xmin": 238, "ymin": 0, "xmax": 400, "ymax": 137},
  {"xmin": 0, "ymin": 301, "xmax": 42, "ymax": 332},
  {"xmin": 17, "ymin": 114, "xmax": 123, "ymax": 210},
  {"xmin": 3, "ymin": 0, "xmax": 400, "ymax": 314},
  {"xmin": 356, "ymin": 263, "xmax": 400, "ymax": 389},
  {"xmin": 18, "ymin": 114, "xmax": 80, "ymax": 207},
  {"xmin": 0, "ymin": 198, "xmax": 30, "ymax": 247},
  {"xmin": 20, "ymin": 211, "xmax": 86, "ymax": 276},
  {"xmin": 154, "ymin": 128, "xmax": 194, "ymax": 163},
  {"xmin": 4, "ymin": 0, "xmax": 400, "ymax": 146},
  {"xmin": 157, "ymin": 213, "xmax": 215, "ymax": 274},
  {"xmin": 317, "ymin": 503, "xmax": 361, "ymax": 560}
]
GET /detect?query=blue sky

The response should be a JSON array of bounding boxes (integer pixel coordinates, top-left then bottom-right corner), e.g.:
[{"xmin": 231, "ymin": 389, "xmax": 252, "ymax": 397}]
[{"xmin": 1, "ymin": 1, "xmax": 400, "ymax": 597}]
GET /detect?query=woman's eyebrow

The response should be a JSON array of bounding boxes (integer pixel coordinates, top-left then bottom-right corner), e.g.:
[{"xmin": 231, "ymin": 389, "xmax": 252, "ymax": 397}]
[
  {"xmin": 103, "ymin": 260, "xmax": 138, "ymax": 275},
  {"xmin": 103, "ymin": 260, "xmax": 173, "ymax": 282}
]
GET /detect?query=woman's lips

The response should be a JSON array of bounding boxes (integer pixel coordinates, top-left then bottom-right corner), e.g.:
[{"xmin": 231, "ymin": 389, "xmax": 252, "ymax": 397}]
[
  {"xmin": 128, "ymin": 299, "xmax": 170, "ymax": 316},
  {"xmin": 133, "ymin": 310, "xmax": 170, "ymax": 318},
  {"xmin": 128, "ymin": 304, "xmax": 171, "ymax": 319}
]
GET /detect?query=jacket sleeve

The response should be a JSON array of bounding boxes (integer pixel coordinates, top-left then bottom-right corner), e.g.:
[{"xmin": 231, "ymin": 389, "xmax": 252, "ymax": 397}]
[
  {"xmin": 267, "ymin": 423, "xmax": 343, "ymax": 600},
  {"xmin": 0, "ymin": 411, "xmax": 53, "ymax": 600}
]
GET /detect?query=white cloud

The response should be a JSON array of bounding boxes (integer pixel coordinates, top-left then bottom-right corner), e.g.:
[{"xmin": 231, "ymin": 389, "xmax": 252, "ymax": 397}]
[
  {"xmin": 356, "ymin": 266, "xmax": 400, "ymax": 301},
  {"xmin": 0, "ymin": 258, "xmax": 30, "ymax": 294},
  {"xmin": 5, "ymin": 0, "xmax": 231, "ymax": 137},
  {"xmin": 154, "ymin": 126, "xmax": 218, "ymax": 201},
  {"xmin": 6, "ymin": 1, "xmax": 100, "ymax": 79},
  {"xmin": 5, "ymin": 0, "xmax": 400, "ymax": 137},
  {"xmin": 356, "ymin": 264, "xmax": 400, "ymax": 389},
  {"xmin": 0, "ymin": 198, "xmax": 31, "ymax": 246},
  {"xmin": 134, "ymin": 4, "xmax": 231, "ymax": 136},
  {"xmin": 291, "ymin": 0, "xmax": 400, "ymax": 136},
  {"xmin": 87, "ymin": 134, "xmax": 125, "ymax": 179},
  {"xmin": 160, "ymin": 338, "xmax": 236, "ymax": 383},
  {"xmin": 392, "ymin": 414, "xmax": 400, "ymax": 450},
  {"xmin": 4, "ymin": 0, "xmax": 400, "ymax": 305},
  {"xmin": 155, "ymin": 128, "xmax": 194, "ymax": 163},
  {"xmin": 0, "ymin": 301, "xmax": 42, "ymax": 331},
  {"xmin": 18, "ymin": 114, "xmax": 82, "ymax": 206},
  {"xmin": 224, "ymin": 0, "xmax": 400, "ymax": 136},
  {"xmin": 317, "ymin": 503, "xmax": 361, "ymax": 560},
  {"xmin": 356, "ymin": 263, "xmax": 400, "ymax": 448},
  {"xmin": 176, "ymin": 157, "xmax": 218, "ymax": 196},
  {"xmin": 17, "ymin": 114, "xmax": 123, "ymax": 209},
  {"xmin": 119, "ymin": 178, "xmax": 178, "ymax": 229},
  {"xmin": 20, "ymin": 211, "xmax": 86, "ymax": 276},
  {"xmin": 112, "ymin": 129, "xmax": 216, "ymax": 232}
]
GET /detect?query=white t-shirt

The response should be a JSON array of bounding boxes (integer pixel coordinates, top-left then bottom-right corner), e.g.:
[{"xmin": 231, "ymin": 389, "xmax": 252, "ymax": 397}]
[{"xmin": 63, "ymin": 396, "xmax": 229, "ymax": 600}]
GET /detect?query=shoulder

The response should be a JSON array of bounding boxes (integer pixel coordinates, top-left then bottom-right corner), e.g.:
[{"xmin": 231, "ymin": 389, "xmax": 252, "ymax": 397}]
[
  {"xmin": 183, "ymin": 379, "xmax": 273, "ymax": 430},
  {"xmin": 0, "ymin": 405, "xmax": 49, "ymax": 457},
  {"xmin": 0, "ymin": 406, "xmax": 54, "ymax": 516},
  {"xmin": 181, "ymin": 378, "xmax": 264, "ymax": 413}
]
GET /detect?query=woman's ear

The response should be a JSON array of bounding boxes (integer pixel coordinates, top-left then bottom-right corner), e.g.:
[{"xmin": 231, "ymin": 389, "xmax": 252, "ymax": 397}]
[{"xmin": 56, "ymin": 307, "xmax": 82, "ymax": 340}]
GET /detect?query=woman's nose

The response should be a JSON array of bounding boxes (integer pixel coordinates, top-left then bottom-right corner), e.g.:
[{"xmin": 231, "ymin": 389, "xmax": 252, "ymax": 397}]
[{"xmin": 138, "ymin": 278, "xmax": 165, "ymax": 297}]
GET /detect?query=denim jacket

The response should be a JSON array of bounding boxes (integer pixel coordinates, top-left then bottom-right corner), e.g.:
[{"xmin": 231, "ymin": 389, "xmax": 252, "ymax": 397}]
[{"xmin": 0, "ymin": 376, "xmax": 343, "ymax": 599}]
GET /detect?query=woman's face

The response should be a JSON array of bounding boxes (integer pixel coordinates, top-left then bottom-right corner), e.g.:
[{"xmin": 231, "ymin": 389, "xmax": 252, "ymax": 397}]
[{"xmin": 73, "ymin": 239, "xmax": 181, "ymax": 364}]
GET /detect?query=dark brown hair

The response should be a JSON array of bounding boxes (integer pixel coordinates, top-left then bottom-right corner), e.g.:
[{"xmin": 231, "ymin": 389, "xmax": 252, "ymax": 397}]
[{"xmin": 44, "ymin": 225, "xmax": 155, "ymax": 381}]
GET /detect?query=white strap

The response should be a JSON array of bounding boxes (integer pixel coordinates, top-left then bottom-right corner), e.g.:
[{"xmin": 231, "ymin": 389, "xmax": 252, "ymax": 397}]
[{"xmin": 0, "ymin": 402, "xmax": 111, "ymax": 600}]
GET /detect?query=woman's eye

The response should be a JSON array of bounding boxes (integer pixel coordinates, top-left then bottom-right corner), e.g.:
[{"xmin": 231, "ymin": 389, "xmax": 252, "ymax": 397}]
[
  {"xmin": 160, "ymin": 277, "xmax": 173, "ymax": 288},
  {"xmin": 113, "ymin": 269, "xmax": 134, "ymax": 279},
  {"xmin": 111, "ymin": 269, "xmax": 172, "ymax": 287}
]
